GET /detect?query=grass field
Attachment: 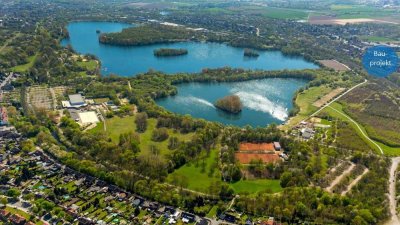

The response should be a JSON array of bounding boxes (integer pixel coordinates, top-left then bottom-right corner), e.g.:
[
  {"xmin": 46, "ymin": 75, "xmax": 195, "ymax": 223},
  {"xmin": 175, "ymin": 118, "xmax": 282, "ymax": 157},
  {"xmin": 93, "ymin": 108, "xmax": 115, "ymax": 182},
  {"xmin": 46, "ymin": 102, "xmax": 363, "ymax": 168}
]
[
  {"xmin": 91, "ymin": 115, "xmax": 194, "ymax": 156},
  {"xmin": 167, "ymin": 148, "xmax": 221, "ymax": 192},
  {"xmin": 229, "ymin": 179, "xmax": 282, "ymax": 194},
  {"xmin": 11, "ymin": 54, "xmax": 37, "ymax": 73},
  {"xmin": 77, "ymin": 60, "xmax": 98, "ymax": 71},
  {"xmin": 262, "ymin": 7, "xmax": 309, "ymax": 20},
  {"xmin": 359, "ymin": 36, "xmax": 397, "ymax": 42},
  {"xmin": 167, "ymin": 148, "xmax": 282, "ymax": 194},
  {"xmin": 284, "ymin": 85, "xmax": 332, "ymax": 128},
  {"xmin": 322, "ymin": 102, "xmax": 400, "ymax": 156}
]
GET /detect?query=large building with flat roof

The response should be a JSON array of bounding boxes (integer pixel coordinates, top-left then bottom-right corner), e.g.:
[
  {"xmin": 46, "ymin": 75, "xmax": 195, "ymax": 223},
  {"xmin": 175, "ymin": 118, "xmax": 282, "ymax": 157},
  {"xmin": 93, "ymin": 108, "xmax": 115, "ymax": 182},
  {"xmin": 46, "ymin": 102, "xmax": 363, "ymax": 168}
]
[{"xmin": 62, "ymin": 94, "xmax": 87, "ymax": 108}]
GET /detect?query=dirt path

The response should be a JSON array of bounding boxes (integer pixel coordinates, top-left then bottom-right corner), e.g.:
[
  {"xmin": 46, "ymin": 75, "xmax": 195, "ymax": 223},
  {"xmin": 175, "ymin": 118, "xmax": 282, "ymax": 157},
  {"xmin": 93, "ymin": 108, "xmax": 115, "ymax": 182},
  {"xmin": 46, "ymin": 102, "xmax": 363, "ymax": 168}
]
[
  {"xmin": 326, "ymin": 162, "xmax": 355, "ymax": 193},
  {"xmin": 309, "ymin": 79, "xmax": 367, "ymax": 120},
  {"xmin": 386, "ymin": 157, "xmax": 400, "ymax": 225},
  {"xmin": 326, "ymin": 105, "xmax": 383, "ymax": 155},
  {"xmin": 341, "ymin": 168, "xmax": 369, "ymax": 196}
]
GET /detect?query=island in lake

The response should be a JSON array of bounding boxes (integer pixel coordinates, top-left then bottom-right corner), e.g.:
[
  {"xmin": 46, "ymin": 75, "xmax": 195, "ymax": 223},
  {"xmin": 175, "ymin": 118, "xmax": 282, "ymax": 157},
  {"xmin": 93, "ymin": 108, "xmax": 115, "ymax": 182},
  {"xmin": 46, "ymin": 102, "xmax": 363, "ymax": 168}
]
[
  {"xmin": 154, "ymin": 48, "xmax": 188, "ymax": 57},
  {"xmin": 244, "ymin": 48, "xmax": 260, "ymax": 57},
  {"xmin": 215, "ymin": 95, "xmax": 243, "ymax": 114}
]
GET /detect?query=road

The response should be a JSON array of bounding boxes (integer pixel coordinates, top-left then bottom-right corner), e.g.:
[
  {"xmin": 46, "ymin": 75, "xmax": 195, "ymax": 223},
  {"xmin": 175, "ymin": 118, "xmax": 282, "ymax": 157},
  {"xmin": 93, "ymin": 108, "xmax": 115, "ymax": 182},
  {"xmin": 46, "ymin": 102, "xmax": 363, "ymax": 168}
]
[{"xmin": 387, "ymin": 157, "xmax": 400, "ymax": 225}]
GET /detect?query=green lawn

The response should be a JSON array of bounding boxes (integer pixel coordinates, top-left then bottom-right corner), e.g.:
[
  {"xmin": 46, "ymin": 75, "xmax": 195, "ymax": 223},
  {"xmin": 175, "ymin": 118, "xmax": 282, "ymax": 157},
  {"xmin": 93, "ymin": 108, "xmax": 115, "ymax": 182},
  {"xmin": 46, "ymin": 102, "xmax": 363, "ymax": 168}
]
[
  {"xmin": 92, "ymin": 115, "xmax": 194, "ymax": 156},
  {"xmin": 167, "ymin": 148, "xmax": 221, "ymax": 193},
  {"xmin": 168, "ymin": 148, "xmax": 282, "ymax": 194},
  {"xmin": 77, "ymin": 60, "xmax": 98, "ymax": 71},
  {"xmin": 322, "ymin": 102, "xmax": 400, "ymax": 156},
  {"xmin": 284, "ymin": 85, "xmax": 332, "ymax": 128},
  {"xmin": 229, "ymin": 179, "xmax": 282, "ymax": 194},
  {"xmin": 11, "ymin": 54, "xmax": 37, "ymax": 72}
]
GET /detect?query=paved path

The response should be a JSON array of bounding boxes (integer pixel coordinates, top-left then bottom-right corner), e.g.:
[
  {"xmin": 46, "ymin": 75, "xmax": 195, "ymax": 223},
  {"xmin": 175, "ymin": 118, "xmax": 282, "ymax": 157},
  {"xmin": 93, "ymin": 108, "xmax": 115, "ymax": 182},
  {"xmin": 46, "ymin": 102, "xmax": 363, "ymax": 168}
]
[
  {"xmin": 387, "ymin": 157, "xmax": 400, "ymax": 225},
  {"xmin": 326, "ymin": 162, "xmax": 355, "ymax": 193},
  {"xmin": 326, "ymin": 105, "xmax": 383, "ymax": 155}
]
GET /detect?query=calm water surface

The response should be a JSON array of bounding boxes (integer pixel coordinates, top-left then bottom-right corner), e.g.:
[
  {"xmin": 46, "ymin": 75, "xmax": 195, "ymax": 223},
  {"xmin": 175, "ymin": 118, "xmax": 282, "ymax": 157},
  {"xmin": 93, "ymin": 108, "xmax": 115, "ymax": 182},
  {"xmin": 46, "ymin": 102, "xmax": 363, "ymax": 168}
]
[
  {"xmin": 61, "ymin": 21, "xmax": 318, "ymax": 76},
  {"xmin": 62, "ymin": 21, "xmax": 316, "ymax": 126}
]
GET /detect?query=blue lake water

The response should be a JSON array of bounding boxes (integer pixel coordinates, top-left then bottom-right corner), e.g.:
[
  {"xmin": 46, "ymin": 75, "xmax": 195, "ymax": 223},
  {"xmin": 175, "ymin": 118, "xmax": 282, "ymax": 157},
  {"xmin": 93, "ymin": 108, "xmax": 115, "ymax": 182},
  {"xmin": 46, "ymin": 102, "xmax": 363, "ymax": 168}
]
[
  {"xmin": 61, "ymin": 21, "xmax": 318, "ymax": 76},
  {"xmin": 62, "ymin": 21, "xmax": 316, "ymax": 126},
  {"xmin": 156, "ymin": 78, "xmax": 307, "ymax": 127}
]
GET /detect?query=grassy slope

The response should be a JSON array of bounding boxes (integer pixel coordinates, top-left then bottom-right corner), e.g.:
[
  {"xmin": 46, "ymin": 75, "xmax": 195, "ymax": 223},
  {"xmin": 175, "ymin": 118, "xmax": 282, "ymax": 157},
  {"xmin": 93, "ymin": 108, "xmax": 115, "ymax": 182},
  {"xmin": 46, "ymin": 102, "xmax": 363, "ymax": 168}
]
[
  {"xmin": 284, "ymin": 85, "xmax": 332, "ymax": 128},
  {"xmin": 322, "ymin": 102, "xmax": 400, "ymax": 156},
  {"xmin": 11, "ymin": 54, "xmax": 37, "ymax": 72},
  {"xmin": 91, "ymin": 115, "xmax": 194, "ymax": 156}
]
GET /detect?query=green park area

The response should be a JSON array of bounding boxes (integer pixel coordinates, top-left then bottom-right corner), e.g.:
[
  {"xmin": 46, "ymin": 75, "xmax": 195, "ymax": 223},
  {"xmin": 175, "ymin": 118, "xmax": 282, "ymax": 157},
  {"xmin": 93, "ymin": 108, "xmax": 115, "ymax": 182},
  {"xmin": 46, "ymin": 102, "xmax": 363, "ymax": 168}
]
[
  {"xmin": 93, "ymin": 115, "xmax": 282, "ymax": 194},
  {"xmin": 91, "ymin": 115, "xmax": 194, "ymax": 156},
  {"xmin": 167, "ymin": 148, "xmax": 282, "ymax": 194},
  {"xmin": 11, "ymin": 54, "xmax": 37, "ymax": 73},
  {"xmin": 283, "ymin": 85, "xmax": 332, "ymax": 128}
]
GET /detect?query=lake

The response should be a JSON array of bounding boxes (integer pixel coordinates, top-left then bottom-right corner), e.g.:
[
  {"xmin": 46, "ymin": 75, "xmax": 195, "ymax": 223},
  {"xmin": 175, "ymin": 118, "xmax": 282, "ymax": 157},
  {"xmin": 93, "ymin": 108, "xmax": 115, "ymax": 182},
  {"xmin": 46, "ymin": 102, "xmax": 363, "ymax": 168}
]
[
  {"xmin": 62, "ymin": 21, "xmax": 316, "ymax": 126},
  {"xmin": 156, "ymin": 78, "xmax": 307, "ymax": 127},
  {"xmin": 61, "ymin": 21, "xmax": 318, "ymax": 76}
]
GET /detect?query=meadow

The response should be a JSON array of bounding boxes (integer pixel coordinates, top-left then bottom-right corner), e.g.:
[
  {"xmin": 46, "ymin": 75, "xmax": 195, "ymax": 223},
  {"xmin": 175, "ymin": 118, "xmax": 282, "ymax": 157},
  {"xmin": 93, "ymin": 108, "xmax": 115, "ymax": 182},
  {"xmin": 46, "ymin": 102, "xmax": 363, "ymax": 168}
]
[{"xmin": 91, "ymin": 115, "xmax": 194, "ymax": 156}]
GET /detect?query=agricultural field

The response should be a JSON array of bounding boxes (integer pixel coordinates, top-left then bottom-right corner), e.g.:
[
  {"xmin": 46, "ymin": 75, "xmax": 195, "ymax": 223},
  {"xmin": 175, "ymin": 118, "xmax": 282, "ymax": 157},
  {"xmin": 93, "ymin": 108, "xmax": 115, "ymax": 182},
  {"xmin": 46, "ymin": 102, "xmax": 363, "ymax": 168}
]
[
  {"xmin": 322, "ymin": 102, "xmax": 400, "ymax": 156},
  {"xmin": 339, "ymin": 81, "xmax": 400, "ymax": 149},
  {"xmin": 227, "ymin": 5, "xmax": 309, "ymax": 20}
]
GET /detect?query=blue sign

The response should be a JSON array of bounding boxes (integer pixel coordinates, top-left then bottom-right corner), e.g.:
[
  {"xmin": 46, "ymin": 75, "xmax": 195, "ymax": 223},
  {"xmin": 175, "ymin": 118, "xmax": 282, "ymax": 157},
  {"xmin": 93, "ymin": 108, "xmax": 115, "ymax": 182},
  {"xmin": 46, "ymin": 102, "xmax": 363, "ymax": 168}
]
[{"xmin": 362, "ymin": 46, "xmax": 399, "ymax": 78}]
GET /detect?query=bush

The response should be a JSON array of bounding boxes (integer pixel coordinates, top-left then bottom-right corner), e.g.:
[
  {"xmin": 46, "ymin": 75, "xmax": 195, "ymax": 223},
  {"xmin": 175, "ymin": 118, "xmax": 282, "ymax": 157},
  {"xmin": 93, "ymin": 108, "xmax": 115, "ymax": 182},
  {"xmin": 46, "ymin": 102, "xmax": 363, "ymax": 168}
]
[{"xmin": 152, "ymin": 128, "xmax": 169, "ymax": 142}]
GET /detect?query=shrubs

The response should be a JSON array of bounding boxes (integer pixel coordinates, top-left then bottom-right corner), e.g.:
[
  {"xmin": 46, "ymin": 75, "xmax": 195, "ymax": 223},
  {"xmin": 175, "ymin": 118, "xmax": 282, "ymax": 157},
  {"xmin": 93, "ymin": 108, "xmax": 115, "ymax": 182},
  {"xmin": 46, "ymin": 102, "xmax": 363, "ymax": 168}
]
[
  {"xmin": 135, "ymin": 112, "xmax": 148, "ymax": 133},
  {"xmin": 152, "ymin": 128, "xmax": 169, "ymax": 142}
]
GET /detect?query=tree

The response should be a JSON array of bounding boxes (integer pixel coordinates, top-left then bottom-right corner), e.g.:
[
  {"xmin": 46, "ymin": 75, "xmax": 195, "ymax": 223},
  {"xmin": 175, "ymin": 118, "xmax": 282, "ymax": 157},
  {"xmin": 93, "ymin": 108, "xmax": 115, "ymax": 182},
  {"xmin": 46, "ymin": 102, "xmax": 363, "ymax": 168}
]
[
  {"xmin": 152, "ymin": 128, "xmax": 169, "ymax": 142},
  {"xmin": 135, "ymin": 112, "xmax": 148, "ymax": 133},
  {"xmin": 0, "ymin": 197, "xmax": 7, "ymax": 206}
]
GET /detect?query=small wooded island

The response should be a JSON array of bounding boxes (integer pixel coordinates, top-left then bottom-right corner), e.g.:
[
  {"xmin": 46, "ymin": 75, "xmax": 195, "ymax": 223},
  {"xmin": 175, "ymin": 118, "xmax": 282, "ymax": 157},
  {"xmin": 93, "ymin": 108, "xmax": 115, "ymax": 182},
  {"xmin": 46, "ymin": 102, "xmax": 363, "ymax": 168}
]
[
  {"xmin": 244, "ymin": 48, "xmax": 260, "ymax": 57},
  {"xmin": 154, "ymin": 48, "xmax": 188, "ymax": 57},
  {"xmin": 215, "ymin": 95, "xmax": 243, "ymax": 114}
]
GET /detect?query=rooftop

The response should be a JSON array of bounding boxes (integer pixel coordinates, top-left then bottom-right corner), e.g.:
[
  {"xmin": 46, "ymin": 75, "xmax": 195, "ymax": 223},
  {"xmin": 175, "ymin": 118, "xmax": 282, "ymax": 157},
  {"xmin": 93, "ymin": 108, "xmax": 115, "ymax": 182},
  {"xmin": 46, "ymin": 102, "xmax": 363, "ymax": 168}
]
[{"xmin": 68, "ymin": 94, "xmax": 85, "ymax": 105}]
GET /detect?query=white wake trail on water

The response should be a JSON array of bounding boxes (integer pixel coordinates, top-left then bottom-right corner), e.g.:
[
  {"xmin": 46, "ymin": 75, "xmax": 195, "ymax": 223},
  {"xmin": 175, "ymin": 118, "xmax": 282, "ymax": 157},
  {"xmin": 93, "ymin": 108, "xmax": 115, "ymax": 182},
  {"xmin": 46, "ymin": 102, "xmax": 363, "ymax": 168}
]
[
  {"xmin": 235, "ymin": 91, "xmax": 288, "ymax": 121},
  {"xmin": 176, "ymin": 96, "xmax": 215, "ymax": 108}
]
